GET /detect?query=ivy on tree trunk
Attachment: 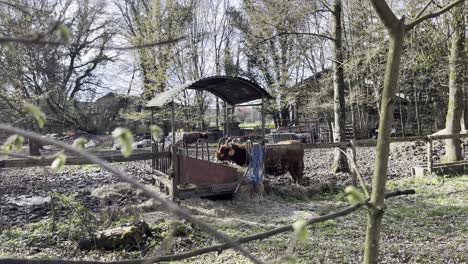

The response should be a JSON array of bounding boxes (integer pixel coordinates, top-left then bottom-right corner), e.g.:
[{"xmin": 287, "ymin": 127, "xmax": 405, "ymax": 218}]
[
  {"xmin": 444, "ymin": 3, "xmax": 465, "ymax": 162},
  {"xmin": 331, "ymin": 0, "xmax": 350, "ymax": 174}
]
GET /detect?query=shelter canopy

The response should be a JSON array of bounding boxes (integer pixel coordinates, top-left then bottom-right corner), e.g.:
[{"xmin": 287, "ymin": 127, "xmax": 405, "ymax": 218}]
[{"xmin": 146, "ymin": 76, "xmax": 272, "ymax": 108}]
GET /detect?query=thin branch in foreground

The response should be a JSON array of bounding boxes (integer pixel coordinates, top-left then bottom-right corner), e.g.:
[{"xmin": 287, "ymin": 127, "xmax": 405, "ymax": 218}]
[
  {"xmin": 0, "ymin": 124, "xmax": 263, "ymax": 264},
  {"xmin": 0, "ymin": 189, "xmax": 416, "ymax": 264},
  {"xmin": 337, "ymin": 148, "xmax": 370, "ymax": 197}
]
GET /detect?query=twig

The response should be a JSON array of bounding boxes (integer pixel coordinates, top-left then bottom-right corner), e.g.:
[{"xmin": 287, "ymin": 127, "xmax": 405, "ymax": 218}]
[
  {"xmin": 0, "ymin": 124, "xmax": 263, "ymax": 264},
  {"xmin": 337, "ymin": 148, "xmax": 370, "ymax": 197},
  {"xmin": 0, "ymin": 190, "xmax": 415, "ymax": 264}
]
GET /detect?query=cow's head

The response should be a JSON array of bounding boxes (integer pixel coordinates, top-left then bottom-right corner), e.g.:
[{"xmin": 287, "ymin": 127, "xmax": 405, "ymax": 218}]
[
  {"xmin": 216, "ymin": 143, "xmax": 247, "ymax": 166},
  {"xmin": 216, "ymin": 143, "xmax": 234, "ymax": 161}
]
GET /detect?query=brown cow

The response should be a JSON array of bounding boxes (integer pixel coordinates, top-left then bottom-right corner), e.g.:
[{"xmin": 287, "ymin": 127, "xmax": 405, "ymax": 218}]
[
  {"xmin": 216, "ymin": 140, "xmax": 305, "ymax": 183},
  {"xmin": 182, "ymin": 132, "xmax": 208, "ymax": 145}
]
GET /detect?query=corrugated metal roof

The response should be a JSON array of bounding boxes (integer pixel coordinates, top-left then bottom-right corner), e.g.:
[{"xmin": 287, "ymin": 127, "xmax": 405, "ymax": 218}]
[
  {"xmin": 146, "ymin": 76, "xmax": 271, "ymax": 108},
  {"xmin": 146, "ymin": 81, "xmax": 196, "ymax": 108}
]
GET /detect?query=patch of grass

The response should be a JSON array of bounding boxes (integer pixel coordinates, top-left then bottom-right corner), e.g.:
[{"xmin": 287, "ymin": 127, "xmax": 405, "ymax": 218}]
[
  {"xmin": 314, "ymin": 191, "xmax": 344, "ymax": 202},
  {"xmin": 313, "ymin": 220, "xmax": 337, "ymax": 235},
  {"xmin": 0, "ymin": 192, "xmax": 146, "ymax": 255}
]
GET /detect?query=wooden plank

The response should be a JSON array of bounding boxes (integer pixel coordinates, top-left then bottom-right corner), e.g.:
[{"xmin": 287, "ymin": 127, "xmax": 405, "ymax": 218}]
[
  {"xmin": 262, "ymin": 133, "xmax": 468, "ymax": 150},
  {"xmin": 433, "ymin": 160, "xmax": 468, "ymax": 167},
  {"xmin": 433, "ymin": 163, "xmax": 468, "ymax": 175},
  {"xmin": 266, "ymin": 142, "xmax": 350, "ymax": 150},
  {"xmin": 177, "ymin": 182, "xmax": 238, "ymax": 199},
  {"xmin": 0, "ymin": 151, "xmax": 170, "ymax": 168},
  {"xmin": 429, "ymin": 133, "xmax": 468, "ymax": 140}
]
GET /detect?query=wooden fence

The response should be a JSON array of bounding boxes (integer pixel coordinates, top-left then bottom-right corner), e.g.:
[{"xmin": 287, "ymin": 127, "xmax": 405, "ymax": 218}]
[
  {"xmin": 285, "ymin": 133, "xmax": 468, "ymax": 174},
  {"xmin": 2, "ymin": 133, "xmax": 468, "ymax": 173},
  {"xmin": 0, "ymin": 151, "xmax": 169, "ymax": 168}
]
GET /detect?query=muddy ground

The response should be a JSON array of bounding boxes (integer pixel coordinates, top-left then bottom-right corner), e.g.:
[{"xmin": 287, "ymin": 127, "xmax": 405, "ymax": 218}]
[{"xmin": 0, "ymin": 140, "xmax": 467, "ymax": 263}]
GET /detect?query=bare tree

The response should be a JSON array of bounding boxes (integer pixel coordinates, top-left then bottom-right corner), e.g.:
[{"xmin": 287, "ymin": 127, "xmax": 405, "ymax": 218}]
[
  {"xmin": 0, "ymin": 0, "xmax": 116, "ymax": 131},
  {"xmin": 116, "ymin": 0, "xmax": 189, "ymax": 99},
  {"xmin": 231, "ymin": 0, "xmax": 318, "ymax": 127}
]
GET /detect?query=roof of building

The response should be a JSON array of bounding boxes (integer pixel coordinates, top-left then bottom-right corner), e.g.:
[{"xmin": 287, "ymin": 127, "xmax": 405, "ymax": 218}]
[{"xmin": 146, "ymin": 76, "xmax": 272, "ymax": 108}]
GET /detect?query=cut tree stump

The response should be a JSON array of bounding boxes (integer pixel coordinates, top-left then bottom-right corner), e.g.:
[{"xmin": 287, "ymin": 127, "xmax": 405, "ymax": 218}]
[{"xmin": 78, "ymin": 221, "xmax": 152, "ymax": 251}]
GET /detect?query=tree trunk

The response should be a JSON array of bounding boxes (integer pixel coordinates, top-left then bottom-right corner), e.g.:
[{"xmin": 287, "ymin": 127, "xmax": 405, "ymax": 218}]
[
  {"xmin": 464, "ymin": 84, "xmax": 468, "ymax": 130},
  {"xmin": 398, "ymin": 86, "xmax": 405, "ymax": 136},
  {"xmin": 273, "ymin": 113, "xmax": 280, "ymax": 128},
  {"xmin": 326, "ymin": 117, "xmax": 333, "ymax": 143},
  {"xmin": 413, "ymin": 80, "xmax": 422, "ymax": 135},
  {"xmin": 216, "ymin": 97, "xmax": 220, "ymax": 129},
  {"xmin": 444, "ymin": 4, "xmax": 465, "ymax": 162},
  {"xmin": 280, "ymin": 107, "xmax": 290, "ymax": 127},
  {"xmin": 461, "ymin": 111, "xmax": 466, "ymax": 131},
  {"xmin": 351, "ymin": 103, "xmax": 357, "ymax": 140},
  {"xmin": 364, "ymin": 22, "xmax": 405, "ymax": 264},
  {"xmin": 331, "ymin": 0, "xmax": 349, "ymax": 173},
  {"xmin": 28, "ymin": 137, "xmax": 42, "ymax": 156}
]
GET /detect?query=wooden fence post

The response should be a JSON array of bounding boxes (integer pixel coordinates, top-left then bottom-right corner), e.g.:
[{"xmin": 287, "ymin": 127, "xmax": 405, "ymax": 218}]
[
  {"xmin": 427, "ymin": 137, "xmax": 433, "ymax": 174},
  {"xmin": 154, "ymin": 142, "xmax": 158, "ymax": 172},
  {"xmin": 171, "ymin": 101, "xmax": 178, "ymax": 200},
  {"xmin": 201, "ymin": 141, "xmax": 204, "ymax": 160},
  {"xmin": 206, "ymin": 140, "xmax": 210, "ymax": 161},
  {"xmin": 171, "ymin": 145, "xmax": 178, "ymax": 200}
]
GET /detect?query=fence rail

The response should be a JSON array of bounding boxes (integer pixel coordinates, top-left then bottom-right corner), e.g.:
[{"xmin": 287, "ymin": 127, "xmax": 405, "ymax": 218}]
[
  {"xmin": 263, "ymin": 133, "xmax": 468, "ymax": 150},
  {"xmin": 266, "ymin": 133, "xmax": 468, "ymax": 175},
  {"xmin": 0, "ymin": 151, "xmax": 170, "ymax": 168}
]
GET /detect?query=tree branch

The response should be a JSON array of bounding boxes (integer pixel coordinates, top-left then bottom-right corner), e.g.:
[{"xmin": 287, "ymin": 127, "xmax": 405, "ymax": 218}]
[
  {"xmin": 255, "ymin": 32, "xmax": 335, "ymax": 48},
  {"xmin": 320, "ymin": 0, "xmax": 335, "ymax": 14},
  {"xmin": 0, "ymin": 36, "xmax": 186, "ymax": 50},
  {"xmin": 0, "ymin": 124, "xmax": 263, "ymax": 264},
  {"xmin": 0, "ymin": 151, "xmax": 59, "ymax": 160},
  {"xmin": 368, "ymin": 0, "xmax": 400, "ymax": 31},
  {"xmin": 414, "ymin": 0, "xmax": 434, "ymax": 20},
  {"xmin": 0, "ymin": 190, "xmax": 415, "ymax": 264},
  {"xmin": 406, "ymin": 0, "xmax": 465, "ymax": 31}
]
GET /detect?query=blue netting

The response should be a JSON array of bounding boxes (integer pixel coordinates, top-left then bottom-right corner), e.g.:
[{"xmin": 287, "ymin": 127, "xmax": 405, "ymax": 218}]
[{"xmin": 247, "ymin": 144, "xmax": 264, "ymax": 188}]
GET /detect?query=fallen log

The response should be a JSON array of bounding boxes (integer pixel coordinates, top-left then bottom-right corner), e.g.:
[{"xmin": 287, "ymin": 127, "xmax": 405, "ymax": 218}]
[{"xmin": 78, "ymin": 221, "xmax": 152, "ymax": 251}]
